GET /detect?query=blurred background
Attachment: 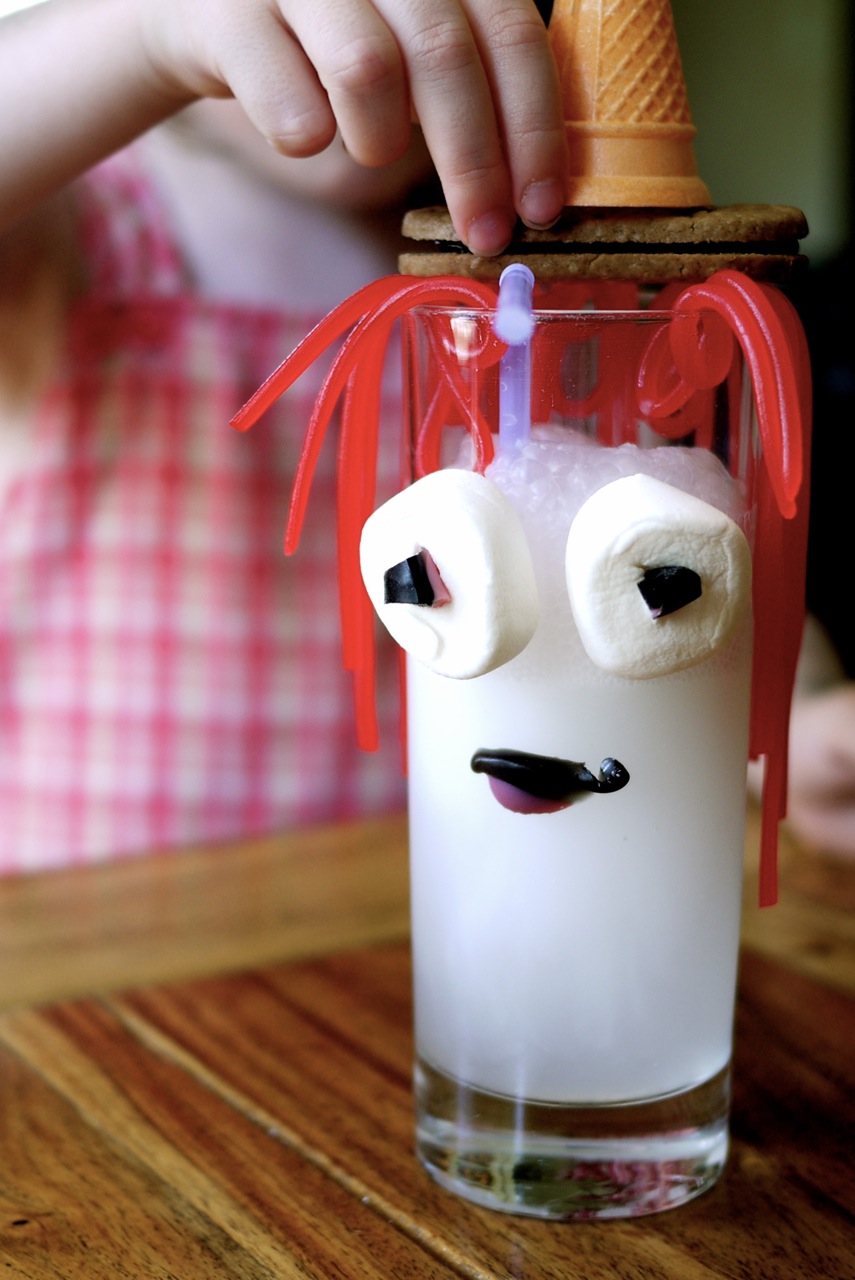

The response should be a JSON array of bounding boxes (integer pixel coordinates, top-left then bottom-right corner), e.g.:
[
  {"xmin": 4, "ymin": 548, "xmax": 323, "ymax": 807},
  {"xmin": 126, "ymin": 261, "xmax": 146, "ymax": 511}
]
[
  {"xmin": 672, "ymin": 0, "xmax": 852, "ymax": 265},
  {"xmin": 2, "ymin": 0, "xmax": 851, "ymax": 262}
]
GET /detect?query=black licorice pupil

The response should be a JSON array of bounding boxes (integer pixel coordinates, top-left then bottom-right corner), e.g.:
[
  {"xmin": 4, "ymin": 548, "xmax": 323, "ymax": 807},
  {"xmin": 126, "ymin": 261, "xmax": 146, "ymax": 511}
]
[
  {"xmin": 638, "ymin": 565, "xmax": 702, "ymax": 619},
  {"xmin": 384, "ymin": 553, "xmax": 436, "ymax": 606}
]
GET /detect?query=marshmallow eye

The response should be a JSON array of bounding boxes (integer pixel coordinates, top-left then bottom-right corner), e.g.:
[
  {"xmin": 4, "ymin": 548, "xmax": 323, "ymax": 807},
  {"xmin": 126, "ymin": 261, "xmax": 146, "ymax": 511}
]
[
  {"xmin": 360, "ymin": 469, "xmax": 539, "ymax": 679},
  {"xmin": 565, "ymin": 474, "xmax": 752, "ymax": 679}
]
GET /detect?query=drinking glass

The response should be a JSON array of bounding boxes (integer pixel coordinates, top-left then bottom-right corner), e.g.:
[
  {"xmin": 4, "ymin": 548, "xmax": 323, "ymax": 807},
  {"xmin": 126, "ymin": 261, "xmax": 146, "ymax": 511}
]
[{"xmin": 394, "ymin": 302, "xmax": 758, "ymax": 1219}]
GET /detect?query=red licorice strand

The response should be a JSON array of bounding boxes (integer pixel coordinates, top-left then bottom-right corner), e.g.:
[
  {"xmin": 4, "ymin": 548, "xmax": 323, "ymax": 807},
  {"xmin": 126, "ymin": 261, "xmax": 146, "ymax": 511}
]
[
  {"xmin": 749, "ymin": 469, "xmax": 789, "ymax": 906},
  {"xmin": 344, "ymin": 279, "xmax": 499, "ymax": 745},
  {"xmin": 341, "ymin": 279, "xmax": 498, "ymax": 457},
  {"xmin": 336, "ymin": 376, "xmax": 370, "ymax": 673},
  {"xmin": 756, "ymin": 284, "xmax": 812, "ymax": 906},
  {"xmin": 467, "ymin": 358, "xmax": 492, "ymax": 471},
  {"xmin": 354, "ymin": 638, "xmax": 381, "ymax": 753},
  {"xmin": 637, "ymin": 271, "xmax": 808, "ymax": 905},
  {"xmin": 285, "ymin": 303, "xmax": 411, "ymax": 556},
  {"xmin": 600, "ymin": 322, "xmax": 633, "ymax": 446},
  {"xmin": 362, "ymin": 277, "xmax": 498, "ymax": 342},
  {"xmin": 489, "ymin": 279, "xmax": 785, "ymax": 908},
  {"xmin": 674, "ymin": 272, "xmax": 803, "ymax": 519},
  {"xmin": 344, "ymin": 337, "xmax": 393, "ymax": 678},
  {"xmin": 467, "ymin": 351, "xmax": 485, "ymax": 450},
  {"xmin": 748, "ymin": 488, "xmax": 778, "ymax": 755},
  {"xmin": 422, "ymin": 306, "xmax": 497, "ymax": 471},
  {"xmin": 286, "ymin": 289, "xmax": 415, "ymax": 556},
  {"xmin": 230, "ymin": 276, "xmax": 400, "ymax": 433},
  {"xmin": 419, "ymin": 341, "xmax": 495, "ymax": 472},
  {"xmin": 530, "ymin": 332, "xmax": 554, "ymax": 424},
  {"xmin": 422, "ymin": 315, "xmax": 481, "ymax": 465},
  {"xmin": 675, "ymin": 286, "xmax": 793, "ymax": 504},
  {"xmin": 725, "ymin": 354, "xmax": 750, "ymax": 483},
  {"xmin": 341, "ymin": 324, "xmax": 387, "ymax": 518},
  {"xmin": 339, "ymin": 334, "xmax": 393, "ymax": 749},
  {"xmin": 614, "ymin": 329, "xmax": 651, "ymax": 445},
  {"xmin": 636, "ymin": 304, "xmax": 734, "ymax": 439},
  {"xmin": 286, "ymin": 277, "xmax": 466, "ymax": 554},
  {"xmin": 636, "ymin": 325, "xmax": 696, "ymax": 422},
  {"xmin": 337, "ymin": 339, "xmax": 385, "ymax": 673},
  {"xmin": 284, "ymin": 330, "xmax": 365, "ymax": 554},
  {"xmin": 474, "ymin": 406, "xmax": 495, "ymax": 471},
  {"xmin": 761, "ymin": 282, "xmax": 813, "ymax": 434},
  {"xmin": 686, "ymin": 387, "xmax": 716, "ymax": 451},
  {"xmin": 700, "ymin": 390, "xmax": 717, "ymax": 451},
  {"xmin": 281, "ymin": 277, "xmax": 497, "ymax": 749},
  {"xmin": 748, "ymin": 398, "xmax": 810, "ymax": 905},
  {"xmin": 670, "ymin": 310, "xmax": 735, "ymax": 390},
  {"xmin": 322, "ymin": 277, "xmax": 497, "ymax": 746},
  {"xmin": 415, "ymin": 379, "xmax": 453, "ymax": 478}
]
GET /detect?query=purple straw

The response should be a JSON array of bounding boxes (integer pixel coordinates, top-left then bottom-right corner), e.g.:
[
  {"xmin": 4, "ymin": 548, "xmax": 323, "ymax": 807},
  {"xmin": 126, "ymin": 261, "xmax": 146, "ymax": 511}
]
[{"xmin": 494, "ymin": 263, "xmax": 535, "ymax": 452}]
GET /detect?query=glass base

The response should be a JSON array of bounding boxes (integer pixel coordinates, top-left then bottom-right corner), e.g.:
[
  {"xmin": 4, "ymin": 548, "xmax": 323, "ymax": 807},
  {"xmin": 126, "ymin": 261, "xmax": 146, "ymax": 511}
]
[{"xmin": 415, "ymin": 1057, "xmax": 730, "ymax": 1220}]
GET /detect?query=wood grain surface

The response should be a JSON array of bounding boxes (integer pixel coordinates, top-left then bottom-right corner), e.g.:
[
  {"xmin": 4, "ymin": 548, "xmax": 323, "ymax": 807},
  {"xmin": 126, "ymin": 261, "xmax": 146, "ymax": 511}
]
[
  {"xmin": 0, "ymin": 806, "xmax": 853, "ymax": 1277},
  {"xmin": 1, "ymin": 805, "xmax": 853, "ymax": 1012},
  {"xmin": 0, "ymin": 814, "xmax": 410, "ymax": 1011},
  {"xmin": 1, "ymin": 940, "xmax": 853, "ymax": 1278}
]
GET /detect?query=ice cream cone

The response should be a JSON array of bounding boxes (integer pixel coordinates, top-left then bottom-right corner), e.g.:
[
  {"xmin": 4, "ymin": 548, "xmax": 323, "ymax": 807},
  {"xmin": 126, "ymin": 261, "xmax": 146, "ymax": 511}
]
[{"xmin": 549, "ymin": 0, "xmax": 712, "ymax": 207}]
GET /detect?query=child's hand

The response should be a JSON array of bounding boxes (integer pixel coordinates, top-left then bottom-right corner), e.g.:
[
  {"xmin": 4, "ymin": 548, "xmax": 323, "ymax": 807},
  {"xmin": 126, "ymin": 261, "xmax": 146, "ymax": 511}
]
[
  {"xmin": 787, "ymin": 684, "xmax": 855, "ymax": 859},
  {"xmin": 148, "ymin": 0, "xmax": 568, "ymax": 255}
]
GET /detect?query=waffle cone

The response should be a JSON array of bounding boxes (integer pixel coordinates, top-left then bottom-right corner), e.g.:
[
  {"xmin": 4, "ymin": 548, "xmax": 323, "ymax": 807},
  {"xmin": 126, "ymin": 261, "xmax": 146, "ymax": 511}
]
[{"xmin": 549, "ymin": 0, "xmax": 712, "ymax": 207}]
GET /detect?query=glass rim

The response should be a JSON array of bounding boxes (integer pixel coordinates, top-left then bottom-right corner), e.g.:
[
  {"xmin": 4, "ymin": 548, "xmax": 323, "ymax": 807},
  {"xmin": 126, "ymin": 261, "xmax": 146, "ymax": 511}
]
[{"xmin": 408, "ymin": 305, "xmax": 695, "ymax": 322}]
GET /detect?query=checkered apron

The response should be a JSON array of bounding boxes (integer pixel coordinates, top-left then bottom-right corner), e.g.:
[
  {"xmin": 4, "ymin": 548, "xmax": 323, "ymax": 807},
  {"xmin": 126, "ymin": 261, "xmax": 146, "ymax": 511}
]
[{"xmin": 0, "ymin": 152, "xmax": 406, "ymax": 872}]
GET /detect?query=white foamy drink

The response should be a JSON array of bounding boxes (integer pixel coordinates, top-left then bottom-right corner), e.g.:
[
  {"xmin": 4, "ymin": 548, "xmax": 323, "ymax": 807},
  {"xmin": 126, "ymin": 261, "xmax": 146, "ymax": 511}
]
[{"xmin": 406, "ymin": 430, "xmax": 752, "ymax": 1104}]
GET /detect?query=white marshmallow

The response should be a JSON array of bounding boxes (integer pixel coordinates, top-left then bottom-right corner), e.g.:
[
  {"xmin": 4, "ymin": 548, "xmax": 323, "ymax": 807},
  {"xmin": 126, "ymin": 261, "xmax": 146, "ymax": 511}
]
[
  {"xmin": 360, "ymin": 469, "xmax": 539, "ymax": 679},
  {"xmin": 565, "ymin": 474, "xmax": 752, "ymax": 679}
]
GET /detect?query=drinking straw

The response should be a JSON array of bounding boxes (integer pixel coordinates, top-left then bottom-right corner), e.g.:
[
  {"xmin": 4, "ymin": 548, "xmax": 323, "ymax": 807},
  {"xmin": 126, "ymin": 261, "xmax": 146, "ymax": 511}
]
[{"xmin": 493, "ymin": 263, "xmax": 535, "ymax": 452}]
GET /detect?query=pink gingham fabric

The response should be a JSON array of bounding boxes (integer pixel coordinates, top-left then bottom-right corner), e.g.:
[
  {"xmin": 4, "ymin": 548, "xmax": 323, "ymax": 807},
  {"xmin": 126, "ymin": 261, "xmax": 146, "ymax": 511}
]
[{"xmin": 0, "ymin": 150, "xmax": 405, "ymax": 873}]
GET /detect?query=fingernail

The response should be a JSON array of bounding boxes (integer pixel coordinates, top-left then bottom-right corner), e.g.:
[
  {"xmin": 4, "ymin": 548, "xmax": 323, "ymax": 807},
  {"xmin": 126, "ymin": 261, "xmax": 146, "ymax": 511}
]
[
  {"xmin": 520, "ymin": 178, "xmax": 565, "ymax": 230},
  {"xmin": 465, "ymin": 209, "xmax": 515, "ymax": 257}
]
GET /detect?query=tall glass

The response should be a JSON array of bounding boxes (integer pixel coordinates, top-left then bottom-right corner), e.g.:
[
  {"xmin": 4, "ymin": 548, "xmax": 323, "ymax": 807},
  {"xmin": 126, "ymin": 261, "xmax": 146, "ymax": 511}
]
[{"xmin": 401, "ymin": 304, "xmax": 757, "ymax": 1219}]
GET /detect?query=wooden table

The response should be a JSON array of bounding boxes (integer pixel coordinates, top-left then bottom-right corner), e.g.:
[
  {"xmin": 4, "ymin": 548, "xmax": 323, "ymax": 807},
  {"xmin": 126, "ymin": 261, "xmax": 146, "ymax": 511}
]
[{"xmin": 0, "ymin": 807, "xmax": 853, "ymax": 1278}]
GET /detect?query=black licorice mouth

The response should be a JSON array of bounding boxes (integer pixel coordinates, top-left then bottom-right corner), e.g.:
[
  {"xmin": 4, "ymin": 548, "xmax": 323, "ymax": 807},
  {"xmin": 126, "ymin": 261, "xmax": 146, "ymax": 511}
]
[{"xmin": 471, "ymin": 748, "xmax": 630, "ymax": 805}]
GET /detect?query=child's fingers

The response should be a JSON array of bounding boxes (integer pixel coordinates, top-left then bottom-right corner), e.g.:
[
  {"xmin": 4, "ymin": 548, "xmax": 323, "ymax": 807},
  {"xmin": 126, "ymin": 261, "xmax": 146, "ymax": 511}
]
[
  {"xmin": 273, "ymin": 0, "xmax": 565, "ymax": 254},
  {"xmin": 169, "ymin": 0, "xmax": 567, "ymax": 255},
  {"xmin": 465, "ymin": 0, "xmax": 568, "ymax": 233},
  {"xmin": 371, "ymin": 0, "xmax": 514, "ymax": 254},
  {"xmin": 347, "ymin": 0, "xmax": 566, "ymax": 254},
  {"xmin": 195, "ymin": 3, "xmax": 341, "ymax": 157},
  {"xmin": 281, "ymin": 0, "xmax": 412, "ymax": 168}
]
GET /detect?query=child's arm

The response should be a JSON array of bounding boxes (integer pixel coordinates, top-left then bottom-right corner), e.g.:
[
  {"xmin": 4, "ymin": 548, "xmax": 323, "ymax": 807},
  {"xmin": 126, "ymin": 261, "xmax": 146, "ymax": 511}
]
[
  {"xmin": 783, "ymin": 615, "xmax": 855, "ymax": 860},
  {"xmin": 0, "ymin": 0, "xmax": 567, "ymax": 253},
  {"xmin": 787, "ymin": 684, "xmax": 855, "ymax": 860}
]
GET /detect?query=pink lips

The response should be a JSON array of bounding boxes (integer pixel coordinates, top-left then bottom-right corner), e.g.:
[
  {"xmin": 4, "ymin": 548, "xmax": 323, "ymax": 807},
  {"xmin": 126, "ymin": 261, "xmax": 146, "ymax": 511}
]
[{"xmin": 486, "ymin": 776, "xmax": 575, "ymax": 815}]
